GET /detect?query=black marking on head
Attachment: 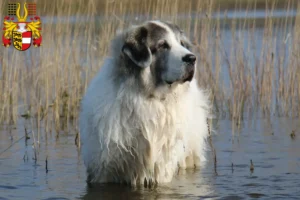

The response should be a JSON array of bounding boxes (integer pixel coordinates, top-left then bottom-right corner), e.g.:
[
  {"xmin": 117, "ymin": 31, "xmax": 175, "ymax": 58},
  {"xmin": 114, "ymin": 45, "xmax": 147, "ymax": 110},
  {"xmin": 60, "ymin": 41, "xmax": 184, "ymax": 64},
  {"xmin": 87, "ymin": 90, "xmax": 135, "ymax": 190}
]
[
  {"xmin": 161, "ymin": 21, "xmax": 193, "ymax": 50},
  {"xmin": 122, "ymin": 26, "xmax": 152, "ymax": 68},
  {"xmin": 146, "ymin": 22, "xmax": 169, "ymax": 45},
  {"xmin": 162, "ymin": 21, "xmax": 183, "ymax": 35},
  {"xmin": 151, "ymin": 49, "xmax": 169, "ymax": 86},
  {"xmin": 144, "ymin": 22, "xmax": 172, "ymax": 86}
]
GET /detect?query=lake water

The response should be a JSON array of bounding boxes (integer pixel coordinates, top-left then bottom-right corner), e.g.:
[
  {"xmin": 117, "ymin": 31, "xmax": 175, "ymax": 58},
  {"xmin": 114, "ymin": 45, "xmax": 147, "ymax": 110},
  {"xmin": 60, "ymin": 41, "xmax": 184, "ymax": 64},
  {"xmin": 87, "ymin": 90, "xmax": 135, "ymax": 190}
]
[
  {"xmin": 1, "ymin": 117, "xmax": 299, "ymax": 200},
  {"xmin": 1, "ymin": 9, "xmax": 300, "ymax": 200}
]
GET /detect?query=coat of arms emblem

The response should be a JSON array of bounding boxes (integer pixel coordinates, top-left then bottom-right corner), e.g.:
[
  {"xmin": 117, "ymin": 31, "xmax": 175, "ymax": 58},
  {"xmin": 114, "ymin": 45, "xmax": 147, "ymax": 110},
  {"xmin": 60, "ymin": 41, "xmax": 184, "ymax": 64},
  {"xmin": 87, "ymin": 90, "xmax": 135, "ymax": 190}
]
[{"xmin": 2, "ymin": 3, "xmax": 42, "ymax": 51}]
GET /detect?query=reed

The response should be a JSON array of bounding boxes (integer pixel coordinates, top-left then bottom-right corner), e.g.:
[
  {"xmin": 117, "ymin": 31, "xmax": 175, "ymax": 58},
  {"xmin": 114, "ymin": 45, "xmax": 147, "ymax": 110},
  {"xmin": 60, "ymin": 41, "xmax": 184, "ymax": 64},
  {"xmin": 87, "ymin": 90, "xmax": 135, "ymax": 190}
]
[{"xmin": 0, "ymin": 0, "xmax": 299, "ymax": 136}]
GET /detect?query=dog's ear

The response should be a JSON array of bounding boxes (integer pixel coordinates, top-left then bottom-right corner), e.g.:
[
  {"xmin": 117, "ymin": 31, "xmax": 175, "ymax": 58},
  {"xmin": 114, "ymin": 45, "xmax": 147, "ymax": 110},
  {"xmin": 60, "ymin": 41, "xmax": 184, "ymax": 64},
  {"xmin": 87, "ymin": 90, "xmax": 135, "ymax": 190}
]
[{"xmin": 122, "ymin": 26, "xmax": 152, "ymax": 68}]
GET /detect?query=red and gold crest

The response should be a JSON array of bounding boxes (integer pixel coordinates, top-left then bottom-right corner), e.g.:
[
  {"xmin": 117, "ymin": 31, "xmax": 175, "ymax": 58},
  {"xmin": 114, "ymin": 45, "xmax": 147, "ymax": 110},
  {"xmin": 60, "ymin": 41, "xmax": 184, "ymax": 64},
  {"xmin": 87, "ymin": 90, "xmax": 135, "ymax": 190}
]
[{"xmin": 2, "ymin": 3, "xmax": 42, "ymax": 51}]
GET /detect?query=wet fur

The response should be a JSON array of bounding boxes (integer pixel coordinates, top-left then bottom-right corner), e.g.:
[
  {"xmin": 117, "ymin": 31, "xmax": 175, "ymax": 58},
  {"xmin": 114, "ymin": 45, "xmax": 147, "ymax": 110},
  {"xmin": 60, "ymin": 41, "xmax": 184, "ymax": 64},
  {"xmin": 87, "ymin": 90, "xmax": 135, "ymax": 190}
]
[{"xmin": 79, "ymin": 21, "xmax": 210, "ymax": 186}]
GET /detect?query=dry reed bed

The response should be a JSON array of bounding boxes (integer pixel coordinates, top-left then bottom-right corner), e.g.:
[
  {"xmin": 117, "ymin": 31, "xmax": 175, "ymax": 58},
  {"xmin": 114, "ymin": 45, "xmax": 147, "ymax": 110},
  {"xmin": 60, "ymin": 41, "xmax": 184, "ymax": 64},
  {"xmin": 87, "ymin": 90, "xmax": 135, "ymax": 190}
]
[{"xmin": 0, "ymin": 0, "xmax": 299, "ymax": 136}]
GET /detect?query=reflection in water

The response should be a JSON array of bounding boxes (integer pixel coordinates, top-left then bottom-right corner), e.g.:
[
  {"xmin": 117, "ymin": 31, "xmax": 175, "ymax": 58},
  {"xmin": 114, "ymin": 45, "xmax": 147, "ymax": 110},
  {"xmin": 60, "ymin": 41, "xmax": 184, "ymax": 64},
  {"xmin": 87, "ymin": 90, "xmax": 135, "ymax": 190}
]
[
  {"xmin": 81, "ymin": 168, "xmax": 215, "ymax": 200},
  {"xmin": 0, "ymin": 118, "xmax": 300, "ymax": 199}
]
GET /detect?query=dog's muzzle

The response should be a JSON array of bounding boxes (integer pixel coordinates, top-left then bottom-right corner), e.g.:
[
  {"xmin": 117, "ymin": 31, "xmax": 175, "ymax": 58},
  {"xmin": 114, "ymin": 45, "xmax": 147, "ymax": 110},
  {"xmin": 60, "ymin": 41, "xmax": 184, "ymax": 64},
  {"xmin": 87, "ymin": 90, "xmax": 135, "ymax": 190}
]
[{"xmin": 165, "ymin": 54, "xmax": 196, "ymax": 85}]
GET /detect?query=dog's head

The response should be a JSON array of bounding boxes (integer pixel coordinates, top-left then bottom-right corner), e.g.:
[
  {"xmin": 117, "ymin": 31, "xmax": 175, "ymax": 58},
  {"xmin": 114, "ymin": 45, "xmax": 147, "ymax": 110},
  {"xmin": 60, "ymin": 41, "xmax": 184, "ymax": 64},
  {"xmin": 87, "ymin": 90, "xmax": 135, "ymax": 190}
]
[{"xmin": 118, "ymin": 21, "xmax": 196, "ymax": 87}]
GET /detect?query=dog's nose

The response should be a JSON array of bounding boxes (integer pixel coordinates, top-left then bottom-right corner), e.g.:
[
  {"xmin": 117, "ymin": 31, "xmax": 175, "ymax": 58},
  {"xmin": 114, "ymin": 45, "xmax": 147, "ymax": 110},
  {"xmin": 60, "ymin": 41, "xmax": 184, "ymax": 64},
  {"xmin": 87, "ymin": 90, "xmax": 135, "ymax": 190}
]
[{"xmin": 182, "ymin": 54, "xmax": 196, "ymax": 64}]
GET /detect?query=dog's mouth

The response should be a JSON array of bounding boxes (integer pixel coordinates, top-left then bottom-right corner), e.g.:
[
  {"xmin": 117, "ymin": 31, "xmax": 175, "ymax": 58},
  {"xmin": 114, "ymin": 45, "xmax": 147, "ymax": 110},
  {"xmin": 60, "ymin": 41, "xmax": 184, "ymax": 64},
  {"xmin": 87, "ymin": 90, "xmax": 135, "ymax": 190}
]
[
  {"xmin": 165, "ymin": 80, "xmax": 174, "ymax": 85},
  {"xmin": 164, "ymin": 65, "xmax": 195, "ymax": 86},
  {"xmin": 182, "ymin": 69, "xmax": 194, "ymax": 82},
  {"xmin": 165, "ymin": 76, "xmax": 194, "ymax": 86}
]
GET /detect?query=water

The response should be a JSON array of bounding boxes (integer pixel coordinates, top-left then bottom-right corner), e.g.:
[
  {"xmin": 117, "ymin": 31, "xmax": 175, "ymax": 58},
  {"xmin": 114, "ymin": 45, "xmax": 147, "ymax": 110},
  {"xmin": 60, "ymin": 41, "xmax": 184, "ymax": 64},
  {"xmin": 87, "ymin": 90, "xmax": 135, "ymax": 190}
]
[{"xmin": 0, "ymin": 117, "xmax": 299, "ymax": 200}]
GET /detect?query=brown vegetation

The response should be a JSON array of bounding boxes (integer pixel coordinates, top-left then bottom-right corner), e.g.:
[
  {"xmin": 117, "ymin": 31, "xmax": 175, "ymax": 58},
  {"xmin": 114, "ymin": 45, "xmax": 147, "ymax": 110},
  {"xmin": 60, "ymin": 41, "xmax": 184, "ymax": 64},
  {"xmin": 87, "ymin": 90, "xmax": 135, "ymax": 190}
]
[{"xmin": 0, "ymin": 0, "xmax": 299, "ymax": 136}]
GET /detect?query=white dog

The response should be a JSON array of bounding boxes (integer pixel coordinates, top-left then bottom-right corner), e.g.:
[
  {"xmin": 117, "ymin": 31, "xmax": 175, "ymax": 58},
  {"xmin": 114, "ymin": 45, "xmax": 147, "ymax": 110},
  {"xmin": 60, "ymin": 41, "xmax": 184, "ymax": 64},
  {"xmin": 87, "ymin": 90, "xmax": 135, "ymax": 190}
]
[{"xmin": 79, "ymin": 20, "xmax": 210, "ymax": 186}]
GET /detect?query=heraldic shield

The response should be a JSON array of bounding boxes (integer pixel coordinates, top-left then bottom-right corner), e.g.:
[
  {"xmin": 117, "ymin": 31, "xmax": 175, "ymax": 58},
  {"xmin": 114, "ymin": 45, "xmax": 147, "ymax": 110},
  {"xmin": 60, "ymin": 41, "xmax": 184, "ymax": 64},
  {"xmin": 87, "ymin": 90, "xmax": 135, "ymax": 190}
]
[{"xmin": 12, "ymin": 31, "xmax": 32, "ymax": 51}]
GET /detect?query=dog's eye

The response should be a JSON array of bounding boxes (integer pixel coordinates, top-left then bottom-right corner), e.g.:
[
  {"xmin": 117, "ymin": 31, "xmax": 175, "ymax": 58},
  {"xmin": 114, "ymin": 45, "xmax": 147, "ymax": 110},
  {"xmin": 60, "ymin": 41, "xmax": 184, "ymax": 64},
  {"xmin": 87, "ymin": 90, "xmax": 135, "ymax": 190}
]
[
  {"xmin": 157, "ymin": 40, "xmax": 169, "ymax": 50},
  {"xmin": 180, "ymin": 40, "xmax": 185, "ymax": 47},
  {"xmin": 150, "ymin": 47, "xmax": 157, "ymax": 54},
  {"xmin": 181, "ymin": 40, "xmax": 191, "ymax": 50}
]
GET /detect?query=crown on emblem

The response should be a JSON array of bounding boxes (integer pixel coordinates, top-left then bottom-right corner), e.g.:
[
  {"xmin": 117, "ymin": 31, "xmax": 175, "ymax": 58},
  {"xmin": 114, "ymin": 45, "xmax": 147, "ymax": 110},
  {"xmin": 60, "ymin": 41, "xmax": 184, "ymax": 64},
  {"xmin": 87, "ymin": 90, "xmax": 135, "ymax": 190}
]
[{"xmin": 16, "ymin": 3, "xmax": 28, "ymax": 22}]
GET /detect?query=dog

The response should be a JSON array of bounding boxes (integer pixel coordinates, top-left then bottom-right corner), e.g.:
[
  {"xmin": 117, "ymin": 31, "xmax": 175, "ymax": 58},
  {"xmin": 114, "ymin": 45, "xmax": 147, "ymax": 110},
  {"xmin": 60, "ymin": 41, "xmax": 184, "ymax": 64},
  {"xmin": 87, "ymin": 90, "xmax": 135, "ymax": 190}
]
[{"xmin": 79, "ymin": 20, "xmax": 210, "ymax": 186}]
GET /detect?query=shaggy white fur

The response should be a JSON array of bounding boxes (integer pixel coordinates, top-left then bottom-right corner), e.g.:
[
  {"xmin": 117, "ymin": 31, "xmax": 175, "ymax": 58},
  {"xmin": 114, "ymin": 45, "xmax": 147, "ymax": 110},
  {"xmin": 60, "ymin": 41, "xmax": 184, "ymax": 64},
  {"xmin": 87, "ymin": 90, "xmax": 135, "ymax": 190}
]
[{"xmin": 79, "ymin": 22, "xmax": 210, "ymax": 186}]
